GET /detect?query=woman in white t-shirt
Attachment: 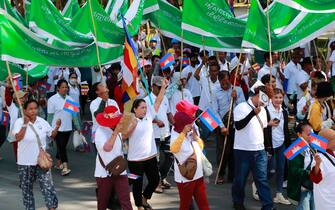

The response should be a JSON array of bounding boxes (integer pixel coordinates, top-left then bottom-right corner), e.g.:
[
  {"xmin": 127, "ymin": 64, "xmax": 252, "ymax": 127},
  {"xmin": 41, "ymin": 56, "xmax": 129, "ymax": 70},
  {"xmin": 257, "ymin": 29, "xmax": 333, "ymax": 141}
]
[
  {"xmin": 123, "ymin": 78, "xmax": 168, "ymax": 210},
  {"xmin": 94, "ymin": 105, "xmax": 132, "ymax": 210},
  {"xmin": 170, "ymin": 111, "xmax": 209, "ymax": 210},
  {"xmin": 13, "ymin": 99, "xmax": 61, "ymax": 210},
  {"xmin": 47, "ymin": 79, "xmax": 81, "ymax": 176}
]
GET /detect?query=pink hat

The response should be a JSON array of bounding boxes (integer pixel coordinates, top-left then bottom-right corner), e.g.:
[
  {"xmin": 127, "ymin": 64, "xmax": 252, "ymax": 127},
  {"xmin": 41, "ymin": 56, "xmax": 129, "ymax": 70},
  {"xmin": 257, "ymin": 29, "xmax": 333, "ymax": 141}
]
[
  {"xmin": 176, "ymin": 100, "xmax": 199, "ymax": 118},
  {"xmin": 96, "ymin": 106, "xmax": 122, "ymax": 129},
  {"xmin": 173, "ymin": 112, "xmax": 194, "ymax": 133},
  {"xmin": 139, "ymin": 59, "xmax": 152, "ymax": 68}
]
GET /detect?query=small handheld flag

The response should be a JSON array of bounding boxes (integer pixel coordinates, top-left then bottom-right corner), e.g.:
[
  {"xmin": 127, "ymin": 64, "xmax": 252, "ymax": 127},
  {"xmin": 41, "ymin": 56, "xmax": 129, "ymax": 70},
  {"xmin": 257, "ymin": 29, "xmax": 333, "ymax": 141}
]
[
  {"xmin": 63, "ymin": 99, "xmax": 80, "ymax": 115},
  {"xmin": 252, "ymin": 63, "xmax": 261, "ymax": 72},
  {"xmin": 13, "ymin": 74, "xmax": 22, "ymax": 91},
  {"xmin": 1, "ymin": 111, "xmax": 9, "ymax": 126},
  {"xmin": 284, "ymin": 138, "xmax": 309, "ymax": 160},
  {"xmin": 80, "ymin": 82, "xmax": 89, "ymax": 96},
  {"xmin": 160, "ymin": 53, "xmax": 175, "ymax": 70},
  {"xmin": 182, "ymin": 57, "xmax": 190, "ymax": 67},
  {"xmin": 309, "ymin": 133, "xmax": 328, "ymax": 153},
  {"xmin": 128, "ymin": 173, "xmax": 141, "ymax": 180},
  {"xmin": 199, "ymin": 108, "xmax": 221, "ymax": 132},
  {"xmin": 37, "ymin": 81, "xmax": 51, "ymax": 92}
]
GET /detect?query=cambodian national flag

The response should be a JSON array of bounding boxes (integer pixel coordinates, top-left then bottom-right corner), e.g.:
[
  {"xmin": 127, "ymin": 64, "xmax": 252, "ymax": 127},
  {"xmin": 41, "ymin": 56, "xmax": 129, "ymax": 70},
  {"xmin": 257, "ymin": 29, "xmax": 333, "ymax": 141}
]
[
  {"xmin": 13, "ymin": 74, "xmax": 22, "ymax": 91},
  {"xmin": 63, "ymin": 99, "xmax": 79, "ymax": 115},
  {"xmin": 1, "ymin": 111, "xmax": 9, "ymax": 126},
  {"xmin": 199, "ymin": 108, "xmax": 221, "ymax": 132},
  {"xmin": 160, "ymin": 53, "xmax": 175, "ymax": 70},
  {"xmin": 309, "ymin": 133, "xmax": 328, "ymax": 153},
  {"xmin": 284, "ymin": 138, "xmax": 309, "ymax": 160},
  {"xmin": 128, "ymin": 173, "xmax": 141, "ymax": 180},
  {"xmin": 182, "ymin": 57, "xmax": 190, "ymax": 67}
]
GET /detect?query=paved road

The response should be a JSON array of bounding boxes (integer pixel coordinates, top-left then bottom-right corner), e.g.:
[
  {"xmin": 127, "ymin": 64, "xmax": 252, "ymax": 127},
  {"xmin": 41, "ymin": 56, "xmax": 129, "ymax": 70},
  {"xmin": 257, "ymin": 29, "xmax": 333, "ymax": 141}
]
[{"xmin": 0, "ymin": 139, "xmax": 296, "ymax": 210}]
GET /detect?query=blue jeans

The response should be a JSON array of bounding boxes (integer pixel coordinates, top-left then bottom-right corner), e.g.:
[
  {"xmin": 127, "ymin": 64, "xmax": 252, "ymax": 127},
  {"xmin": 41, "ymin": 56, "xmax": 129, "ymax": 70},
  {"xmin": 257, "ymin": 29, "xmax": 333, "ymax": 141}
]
[
  {"xmin": 268, "ymin": 144, "xmax": 286, "ymax": 193},
  {"xmin": 232, "ymin": 149, "xmax": 273, "ymax": 210},
  {"xmin": 297, "ymin": 190, "xmax": 315, "ymax": 210}
]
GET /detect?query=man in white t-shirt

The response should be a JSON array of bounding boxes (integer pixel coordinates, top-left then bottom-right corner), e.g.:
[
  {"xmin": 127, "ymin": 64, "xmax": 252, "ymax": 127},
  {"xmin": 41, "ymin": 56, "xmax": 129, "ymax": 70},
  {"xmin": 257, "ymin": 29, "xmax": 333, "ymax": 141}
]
[
  {"xmin": 232, "ymin": 82, "xmax": 276, "ymax": 210},
  {"xmin": 90, "ymin": 82, "xmax": 120, "ymax": 142},
  {"xmin": 327, "ymin": 41, "xmax": 335, "ymax": 92},
  {"xmin": 284, "ymin": 51, "xmax": 302, "ymax": 114},
  {"xmin": 218, "ymin": 51, "xmax": 229, "ymax": 72},
  {"xmin": 295, "ymin": 58, "xmax": 312, "ymax": 100},
  {"xmin": 182, "ymin": 53, "xmax": 201, "ymax": 105},
  {"xmin": 258, "ymin": 52, "xmax": 285, "ymax": 90}
]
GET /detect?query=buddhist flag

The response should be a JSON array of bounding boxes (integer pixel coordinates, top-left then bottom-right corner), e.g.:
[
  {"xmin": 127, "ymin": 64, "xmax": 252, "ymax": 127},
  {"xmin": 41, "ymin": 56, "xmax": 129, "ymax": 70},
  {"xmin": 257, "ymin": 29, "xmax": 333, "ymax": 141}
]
[
  {"xmin": 63, "ymin": 99, "xmax": 80, "ymax": 115},
  {"xmin": 309, "ymin": 133, "xmax": 328, "ymax": 153},
  {"xmin": 284, "ymin": 138, "xmax": 309, "ymax": 160},
  {"xmin": 199, "ymin": 108, "xmax": 221, "ymax": 132}
]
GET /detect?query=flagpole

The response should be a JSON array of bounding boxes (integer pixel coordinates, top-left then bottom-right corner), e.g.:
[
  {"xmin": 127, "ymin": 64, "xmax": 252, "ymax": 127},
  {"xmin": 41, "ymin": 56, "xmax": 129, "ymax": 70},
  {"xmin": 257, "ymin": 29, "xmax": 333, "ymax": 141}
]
[
  {"xmin": 215, "ymin": 51, "xmax": 243, "ymax": 185},
  {"xmin": 25, "ymin": 66, "xmax": 29, "ymax": 92},
  {"xmin": 5, "ymin": 61, "xmax": 24, "ymax": 118},
  {"xmin": 266, "ymin": 0, "xmax": 273, "ymax": 81},
  {"xmin": 179, "ymin": 28, "xmax": 184, "ymax": 100},
  {"xmin": 88, "ymin": 0, "xmax": 104, "ymax": 84}
]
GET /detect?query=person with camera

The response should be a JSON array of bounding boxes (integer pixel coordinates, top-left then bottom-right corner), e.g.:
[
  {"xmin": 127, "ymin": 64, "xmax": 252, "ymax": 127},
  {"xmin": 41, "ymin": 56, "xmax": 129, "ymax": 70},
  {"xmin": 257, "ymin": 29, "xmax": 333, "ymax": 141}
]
[{"xmin": 13, "ymin": 99, "xmax": 60, "ymax": 210}]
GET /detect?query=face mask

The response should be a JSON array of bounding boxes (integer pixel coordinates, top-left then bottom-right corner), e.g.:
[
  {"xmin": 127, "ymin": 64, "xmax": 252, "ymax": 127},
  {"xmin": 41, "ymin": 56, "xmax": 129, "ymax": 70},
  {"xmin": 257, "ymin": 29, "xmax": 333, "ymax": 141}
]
[{"xmin": 69, "ymin": 79, "xmax": 77, "ymax": 85}]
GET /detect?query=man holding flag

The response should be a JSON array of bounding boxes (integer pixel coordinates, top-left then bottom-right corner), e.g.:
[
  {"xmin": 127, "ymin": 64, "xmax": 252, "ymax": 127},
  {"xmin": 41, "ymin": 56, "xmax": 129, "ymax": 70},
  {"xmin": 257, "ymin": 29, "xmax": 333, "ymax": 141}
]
[{"xmin": 232, "ymin": 81, "xmax": 277, "ymax": 210}]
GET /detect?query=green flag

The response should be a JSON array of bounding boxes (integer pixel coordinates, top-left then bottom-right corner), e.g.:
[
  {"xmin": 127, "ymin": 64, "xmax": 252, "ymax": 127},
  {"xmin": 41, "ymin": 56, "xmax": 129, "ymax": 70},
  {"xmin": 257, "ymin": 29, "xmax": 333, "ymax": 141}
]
[
  {"xmin": 29, "ymin": 0, "xmax": 92, "ymax": 47},
  {"xmin": 242, "ymin": 0, "xmax": 335, "ymax": 51},
  {"xmin": 115, "ymin": 0, "xmax": 145, "ymax": 36},
  {"xmin": 0, "ymin": 62, "xmax": 48, "ymax": 82},
  {"xmin": 143, "ymin": 0, "xmax": 159, "ymax": 15},
  {"xmin": 148, "ymin": 0, "xmax": 250, "ymax": 52},
  {"xmin": 62, "ymin": 0, "xmax": 80, "ymax": 19},
  {"xmin": 276, "ymin": 0, "xmax": 335, "ymax": 13},
  {"xmin": 181, "ymin": 0, "xmax": 246, "ymax": 37},
  {"xmin": 0, "ymin": 10, "xmax": 123, "ymax": 67},
  {"xmin": 105, "ymin": 0, "xmax": 128, "ymax": 22},
  {"xmin": 70, "ymin": 0, "xmax": 125, "ymax": 47}
]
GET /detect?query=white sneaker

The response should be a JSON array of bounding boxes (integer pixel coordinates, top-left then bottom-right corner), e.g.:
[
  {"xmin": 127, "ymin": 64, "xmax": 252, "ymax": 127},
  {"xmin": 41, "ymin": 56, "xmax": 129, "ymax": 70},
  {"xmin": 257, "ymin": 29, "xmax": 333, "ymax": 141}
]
[
  {"xmin": 252, "ymin": 182, "xmax": 259, "ymax": 201},
  {"xmin": 273, "ymin": 193, "xmax": 291, "ymax": 205}
]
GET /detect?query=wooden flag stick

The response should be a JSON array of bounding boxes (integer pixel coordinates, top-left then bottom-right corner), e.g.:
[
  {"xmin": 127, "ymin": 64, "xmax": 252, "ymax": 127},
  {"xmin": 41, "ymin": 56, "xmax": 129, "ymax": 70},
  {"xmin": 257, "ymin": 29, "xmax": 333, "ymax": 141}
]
[
  {"xmin": 179, "ymin": 29, "xmax": 184, "ymax": 100},
  {"xmin": 266, "ymin": 0, "xmax": 273, "ymax": 80},
  {"xmin": 215, "ymin": 51, "xmax": 243, "ymax": 184},
  {"xmin": 88, "ymin": 0, "xmax": 104, "ymax": 84},
  {"xmin": 5, "ymin": 61, "xmax": 24, "ymax": 118}
]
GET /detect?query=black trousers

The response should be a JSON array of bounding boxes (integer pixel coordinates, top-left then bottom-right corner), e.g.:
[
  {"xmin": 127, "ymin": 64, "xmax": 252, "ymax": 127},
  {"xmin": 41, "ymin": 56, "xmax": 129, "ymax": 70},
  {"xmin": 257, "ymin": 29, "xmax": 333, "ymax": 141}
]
[
  {"xmin": 0, "ymin": 124, "xmax": 6, "ymax": 148},
  {"xmin": 155, "ymin": 136, "xmax": 174, "ymax": 180},
  {"xmin": 217, "ymin": 129, "xmax": 235, "ymax": 181},
  {"xmin": 55, "ymin": 131, "xmax": 72, "ymax": 163},
  {"xmin": 128, "ymin": 157, "xmax": 160, "ymax": 207}
]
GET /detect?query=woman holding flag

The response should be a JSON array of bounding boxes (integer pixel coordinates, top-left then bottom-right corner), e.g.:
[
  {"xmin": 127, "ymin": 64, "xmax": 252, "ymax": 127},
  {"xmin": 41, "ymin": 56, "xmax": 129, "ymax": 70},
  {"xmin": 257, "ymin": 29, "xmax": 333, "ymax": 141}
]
[
  {"xmin": 122, "ymin": 77, "xmax": 169, "ymax": 210},
  {"xmin": 47, "ymin": 79, "xmax": 81, "ymax": 176}
]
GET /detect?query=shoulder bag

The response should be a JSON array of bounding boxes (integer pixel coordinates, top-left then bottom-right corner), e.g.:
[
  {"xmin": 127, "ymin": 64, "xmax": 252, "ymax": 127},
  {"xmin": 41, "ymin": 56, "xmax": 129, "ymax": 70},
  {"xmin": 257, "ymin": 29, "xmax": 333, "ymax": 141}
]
[
  {"xmin": 30, "ymin": 124, "xmax": 53, "ymax": 170},
  {"xmin": 175, "ymin": 143, "xmax": 197, "ymax": 180},
  {"xmin": 97, "ymin": 137, "xmax": 127, "ymax": 176}
]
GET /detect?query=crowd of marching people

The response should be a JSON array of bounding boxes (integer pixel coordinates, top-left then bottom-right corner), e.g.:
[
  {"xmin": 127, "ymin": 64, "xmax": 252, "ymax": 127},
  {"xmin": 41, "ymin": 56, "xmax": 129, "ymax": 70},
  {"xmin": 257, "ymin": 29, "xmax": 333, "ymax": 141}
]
[{"xmin": 1, "ymin": 31, "xmax": 335, "ymax": 210}]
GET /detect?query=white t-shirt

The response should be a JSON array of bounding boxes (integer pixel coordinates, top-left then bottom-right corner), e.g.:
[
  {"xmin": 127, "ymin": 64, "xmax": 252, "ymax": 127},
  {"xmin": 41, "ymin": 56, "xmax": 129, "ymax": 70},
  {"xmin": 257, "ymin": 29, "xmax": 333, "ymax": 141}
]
[
  {"xmin": 219, "ymin": 59, "xmax": 229, "ymax": 72},
  {"xmin": 170, "ymin": 130, "xmax": 203, "ymax": 183},
  {"xmin": 8, "ymin": 102, "xmax": 19, "ymax": 131},
  {"xmin": 89, "ymin": 97, "xmax": 120, "ymax": 135},
  {"xmin": 198, "ymin": 76, "xmax": 220, "ymax": 111},
  {"xmin": 13, "ymin": 117, "xmax": 52, "ymax": 166},
  {"xmin": 169, "ymin": 89, "xmax": 194, "ymax": 115},
  {"xmin": 183, "ymin": 65, "xmax": 201, "ymax": 98},
  {"xmin": 297, "ymin": 93, "xmax": 314, "ymax": 120},
  {"xmin": 234, "ymin": 99, "xmax": 268, "ymax": 151},
  {"xmin": 145, "ymin": 93, "xmax": 171, "ymax": 139},
  {"xmin": 127, "ymin": 110, "xmax": 157, "ymax": 161},
  {"xmin": 257, "ymin": 64, "xmax": 283, "ymax": 90},
  {"xmin": 47, "ymin": 93, "xmax": 75, "ymax": 132},
  {"xmin": 69, "ymin": 85, "xmax": 80, "ymax": 106},
  {"xmin": 329, "ymin": 50, "xmax": 335, "ymax": 77},
  {"xmin": 267, "ymin": 103, "xmax": 285, "ymax": 148},
  {"xmin": 284, "ymin": 61, "xmax": 302, "ymax": 95},
  {"xmin": 94, "ymin": 126, "xmax": 126, "ymax": 177},
  {"xmin": 312, "ymin": 151, "xmax": 335, "ymax": 210},
  {"xmin": 295, "ymin": 69, "xmax": 310, "ymax": 100}
]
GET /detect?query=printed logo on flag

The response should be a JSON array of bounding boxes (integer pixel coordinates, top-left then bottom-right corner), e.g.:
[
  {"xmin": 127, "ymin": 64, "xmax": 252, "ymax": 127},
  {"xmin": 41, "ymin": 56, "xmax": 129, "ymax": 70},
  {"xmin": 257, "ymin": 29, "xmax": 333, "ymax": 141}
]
[
  {"xmin": 63, "ymin": 99, "xmax": 80, "ymax": 115},
  {"xmin": 13, "ymin": 74, "xmax": 22, "ymax": 91},
  {"xmin": 199, "ymin": 108, "xmax": 221, "ymax": 132},
  {"xmin": 309, "ymin": 133, "xmax": 328, "ymax": 153},
  {"xmin": 284, "ymin": 138, "xmax": 309, "ymax": 160},
  {"xmin": 160, "ymin": 53, "xmax": 175, "ymax": 70}
]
